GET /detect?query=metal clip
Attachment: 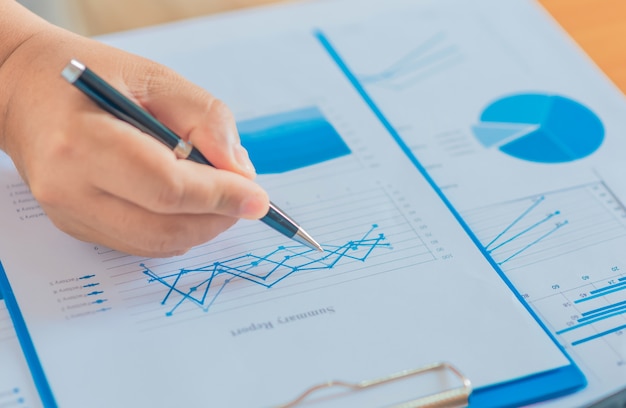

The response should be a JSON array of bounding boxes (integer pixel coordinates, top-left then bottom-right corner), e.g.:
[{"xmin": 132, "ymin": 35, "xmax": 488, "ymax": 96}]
[{"xmin": 274, "ymin": 361, "xmax": 472, "ymax": 408}]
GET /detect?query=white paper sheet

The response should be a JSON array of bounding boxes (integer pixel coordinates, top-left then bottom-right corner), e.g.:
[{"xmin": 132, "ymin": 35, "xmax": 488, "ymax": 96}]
[
  {"xmin": 312, "ymin": 0, "xmax": 626, "ymax": 406},
  {"xmin": 0, "ymin": 296, "xmax": 40, "ymax": 408},
  {"xmin": 0, "ymin": 6, "xmax": 575, "ymax": 405}
]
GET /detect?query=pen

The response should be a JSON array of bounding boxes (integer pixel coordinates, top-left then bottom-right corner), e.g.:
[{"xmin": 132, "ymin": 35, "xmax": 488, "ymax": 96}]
[{"xmin": 61, "ymin": 59, "xmax": 323, "ymax": 252}]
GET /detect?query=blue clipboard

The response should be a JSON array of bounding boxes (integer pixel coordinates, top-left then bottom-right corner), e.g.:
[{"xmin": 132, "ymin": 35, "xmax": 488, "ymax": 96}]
[
  {"xmin": 0, "ymin": 259, "xmax": 587, "ymax": 408},
  {"xmin": 314, "ymin": 29, "xmax": 587, "ymax": 408},
  {"xmin": 0, "ymin": 28, "xmax": 588, "ymax": 408}
]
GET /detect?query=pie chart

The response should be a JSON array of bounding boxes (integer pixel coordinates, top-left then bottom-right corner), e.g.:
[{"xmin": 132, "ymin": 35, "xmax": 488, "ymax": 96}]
[{"xmin": 471, "ymin": 93, "xmax": 604, "ymax": 163}]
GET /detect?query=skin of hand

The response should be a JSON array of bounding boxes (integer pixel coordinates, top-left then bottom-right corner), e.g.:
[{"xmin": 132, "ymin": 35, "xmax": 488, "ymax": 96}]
[{"xmin": 0, "ymin": 1, "xmax": 270, "ymax": 257}]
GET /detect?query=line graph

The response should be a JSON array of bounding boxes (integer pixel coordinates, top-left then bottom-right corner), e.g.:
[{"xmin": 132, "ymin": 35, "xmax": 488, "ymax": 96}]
[
  {"xmin": 482, "ymin": 195, "xmax": 569, "ymax": 265},
  {"xmin": 143, "ymin": 225, "xmax": 391, "ymax": 316},
  {"xmin": 462, "ymin": 182, "xmax": 626, "ymax": 353},
  {"xmin": 101, "ymin": 182, "xmax": 439, "ymax": 330},
  {"xmin": 462, "ymin": 182, "xmax": 626, "ymax": 270},
  {"xmin": 357, "ymin": 32, "xmax": 463, "ymax": 90}
]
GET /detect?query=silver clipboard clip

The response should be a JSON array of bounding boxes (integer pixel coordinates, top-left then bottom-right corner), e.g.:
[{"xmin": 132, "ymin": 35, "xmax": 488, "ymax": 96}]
[{"xmin": 274, "ymin": 362, "xmax": 472, "ymax": 408}]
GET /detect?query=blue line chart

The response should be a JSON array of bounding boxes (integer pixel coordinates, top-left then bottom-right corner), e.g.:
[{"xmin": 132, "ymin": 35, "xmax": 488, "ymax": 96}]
[
  {"xmin": 463, "ymin": 183, "xmax": 626, "ymax": 270},
  {"xmin": 357, "ymin": 32, "xmax": 463, "ymax": 90},
  {"xmin": 483, "ymin": 196, "xmax": 568, "ymax": 266},
  {"xmin": 143, "ymin": 225, "xmax": 391, "ymax": 316}
]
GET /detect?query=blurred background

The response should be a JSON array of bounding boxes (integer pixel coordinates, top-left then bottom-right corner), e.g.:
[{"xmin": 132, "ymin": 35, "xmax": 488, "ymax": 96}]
[
  {"xmin": 13, "ymin": 0, "xmax": 626, "ymax": 93},
  {"xmin": 16, "ymin": 0, "xmax": 285, "ymax": 36}
]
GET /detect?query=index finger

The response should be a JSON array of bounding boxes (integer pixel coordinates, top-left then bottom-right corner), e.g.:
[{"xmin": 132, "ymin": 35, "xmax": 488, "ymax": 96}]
[{"xmin": 81, "ymin": 114, "xmax": 269, "ymax": 219}]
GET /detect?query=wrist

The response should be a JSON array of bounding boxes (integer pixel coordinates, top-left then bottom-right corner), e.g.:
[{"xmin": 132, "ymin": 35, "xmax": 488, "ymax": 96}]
[
  {"xmin": 0, "ymin": 1, "xmax": 52, "ymax": 152},
  {"xmin": 0, "ymin": 1, "xmax": 49, "ymax": 67}
]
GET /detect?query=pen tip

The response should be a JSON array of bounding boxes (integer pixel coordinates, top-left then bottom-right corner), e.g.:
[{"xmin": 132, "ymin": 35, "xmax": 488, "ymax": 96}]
[{"xmin": 293, "ymin": 228, "xmax": 324, "ymax": 252}]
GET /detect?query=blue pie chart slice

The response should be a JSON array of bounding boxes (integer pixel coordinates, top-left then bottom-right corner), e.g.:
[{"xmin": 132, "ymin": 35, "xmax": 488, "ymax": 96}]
[{"xmin": 472, "ymin": 94, "xmax": 604, "ymax": 163}]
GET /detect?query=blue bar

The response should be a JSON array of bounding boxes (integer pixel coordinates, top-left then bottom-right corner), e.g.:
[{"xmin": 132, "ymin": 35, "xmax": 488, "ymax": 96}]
[
  {"xmin": 578, "ymin": 304, "xmax": 626, "ymax": 323},
  {"xmin": 556, "ymin": 308, "xmax": 626, "ymax": 334},
  {"xmin": 572, "ymin": 324, "xmax": 626, "ymax": 346},
  {"xmin": 238, "ymin": 106, "xmax": 350, "ymax": 174},
  {"xmin": 582, "ymin": 299, "xmax": 626, "ymax": 317},
  {"xmin": 575, "ymin": 284, "xmax": 626, "ymax": 303},
  {"xmin": 590, "ymin": 280, "xmax": 626, "ymax": 294}
]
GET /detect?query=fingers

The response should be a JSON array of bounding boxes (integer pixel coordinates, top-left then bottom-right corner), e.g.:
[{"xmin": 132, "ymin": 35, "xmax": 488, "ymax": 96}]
[
  {"xmin": 125, "ymin": 63, "xmax": 257, "ymax": 179},
  {"xmin": 74, "ymin": 114, "xmax": 269, "ymax": 219},
  {"xmin": 1, "ymin": 30, "xmax": 269, "ymax": 257},
  {"xmin": 43, "ymin": 191, "xmax": 239, "ymax": 257},
  {"xmin": 25, "ymin": 111, "xmax": 268, "ymax": 257}
]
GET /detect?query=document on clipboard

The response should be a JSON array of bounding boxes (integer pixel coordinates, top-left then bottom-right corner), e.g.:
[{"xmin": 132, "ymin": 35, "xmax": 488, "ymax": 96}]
[
  {"xmin": 0, "ymin": 292, "xmax": 41, "ymax": 408},
  {"xmin": 312, "ymin": 0, "xmax": 626, "ymax": 406},
  {"xmin": 0, "ymin": 0, "xmax": 589, "ymax": 407}
]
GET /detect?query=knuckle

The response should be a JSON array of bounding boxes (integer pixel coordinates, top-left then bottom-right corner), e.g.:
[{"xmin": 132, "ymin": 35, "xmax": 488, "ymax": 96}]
[
  {"xmin": 127, "ymin": 61, "xmax": 173, "ymax": 99},
  {"xmin": 206, "ymin": 98, "xmax": 233, "ymax": 122},
  {"xmin": 214, "ymin": 192, "xmax": 235, "ymax": 215},
  {"xmin": 156, "ymin": 228, "xmax": 187, "ymax": 254},
  {"xmin": 152, "ymin": 174, "xmax": 186, "ymax": 211},
  {"xmin": 44, "ymin": 132, "xmax": 77, "ymax": 165}
]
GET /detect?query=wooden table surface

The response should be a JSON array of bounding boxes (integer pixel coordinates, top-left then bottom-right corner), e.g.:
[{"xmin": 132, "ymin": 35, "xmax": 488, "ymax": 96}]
[
  {"xmin": 74, "ymin": 0, "xmax": 626, "ymax": 94},
  {"xmin": 539, "ymin": 0, "xmax": 626, "ymax": 94}
]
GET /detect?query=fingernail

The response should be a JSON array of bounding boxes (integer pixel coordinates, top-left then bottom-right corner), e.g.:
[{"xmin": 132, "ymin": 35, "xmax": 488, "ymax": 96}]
[
  {"xmin": 233, "ymin": 144, "xmax": 256, "ymax": 175},
  {"xmin": 227, "ymin": 127, "xmax": 239, "ymax": 146}
]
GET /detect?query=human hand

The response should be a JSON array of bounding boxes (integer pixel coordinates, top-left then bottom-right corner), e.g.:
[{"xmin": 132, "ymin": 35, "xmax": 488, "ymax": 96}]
[{"xmin": 0, "ymin": 2, "xmax": 269, "ymax": 257}]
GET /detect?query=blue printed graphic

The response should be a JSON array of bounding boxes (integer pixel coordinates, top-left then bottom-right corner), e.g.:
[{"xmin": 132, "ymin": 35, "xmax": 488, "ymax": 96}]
[
  {"xmin": 143, "ymin": 225, "xmax": 390, "ymax": 316},
  {"xmin": 472, "ymin": 94, "xmax": 604, "ymax": 163},
  {"xmin": 483, "ymin": 195, "xmax": 568, "ymax": 266},
  {"xmin": 556, "ymin": 276, "xmax": 626, "ymax": 346},
  {"xmin": 358, "ymin": 32, "xmax": 463, "ymax": 90},
  {"xmin": 238, "ymin": 106, "xmax": 350, "ymax": 174}
]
